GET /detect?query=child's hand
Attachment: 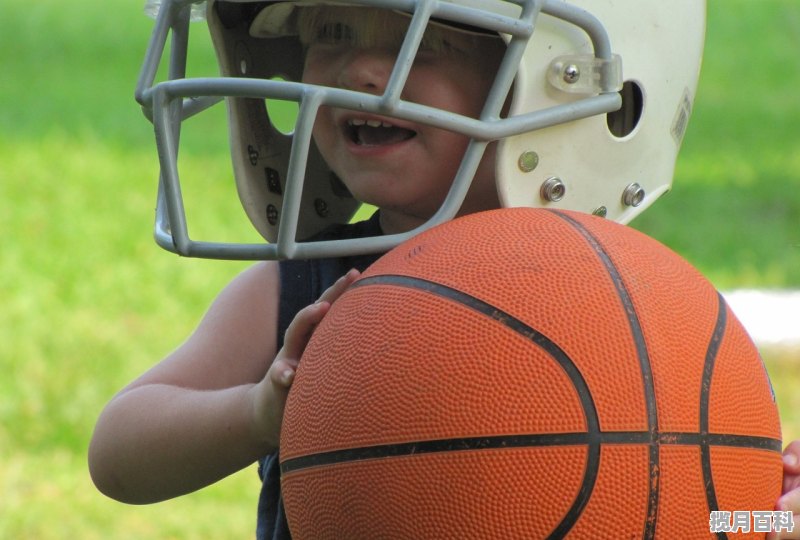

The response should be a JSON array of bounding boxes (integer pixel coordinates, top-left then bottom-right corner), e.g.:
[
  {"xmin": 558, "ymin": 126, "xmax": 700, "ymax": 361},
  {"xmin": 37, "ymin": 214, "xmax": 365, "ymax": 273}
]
[
  {"xmin": 767, "ymin": 440, "xmax": 800, "ymax": 540},
  {"xmin": 250, "ymin": 269, "xmax": 361, "ymax": 448}
]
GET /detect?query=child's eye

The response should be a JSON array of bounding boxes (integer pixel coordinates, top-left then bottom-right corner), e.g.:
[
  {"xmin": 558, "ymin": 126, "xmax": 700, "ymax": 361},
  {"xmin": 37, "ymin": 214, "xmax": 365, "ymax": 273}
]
[{"xmin": 417, "ymin": 36, "xmax": 464, "ymax": 58}]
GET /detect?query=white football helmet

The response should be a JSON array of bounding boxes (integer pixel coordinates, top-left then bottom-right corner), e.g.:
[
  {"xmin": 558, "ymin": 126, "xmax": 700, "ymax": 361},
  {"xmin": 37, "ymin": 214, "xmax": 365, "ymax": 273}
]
[{"xmin": 137, "ymin": 0, "xmax": 705, "ymax": 259}]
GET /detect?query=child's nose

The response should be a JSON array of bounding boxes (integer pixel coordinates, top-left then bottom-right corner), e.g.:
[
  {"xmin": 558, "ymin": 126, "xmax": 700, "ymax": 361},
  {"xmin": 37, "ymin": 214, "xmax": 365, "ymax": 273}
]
[{"xmin": 336, "ymin": 48, "xmax": 394, "ymax": 94}]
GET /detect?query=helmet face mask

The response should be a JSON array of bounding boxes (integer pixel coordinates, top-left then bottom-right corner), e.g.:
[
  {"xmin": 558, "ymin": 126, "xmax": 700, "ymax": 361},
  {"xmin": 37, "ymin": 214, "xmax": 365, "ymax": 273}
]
[{"xmin": 137, "ymin": 0, "xmax": 705, "ymax": 260}]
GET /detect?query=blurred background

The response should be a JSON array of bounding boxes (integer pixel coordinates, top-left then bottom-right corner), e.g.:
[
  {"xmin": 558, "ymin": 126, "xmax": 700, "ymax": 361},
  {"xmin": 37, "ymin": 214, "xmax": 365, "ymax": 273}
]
[{"xmin": 1, "ymin": 0, "xmax": 798, "ymax": 537}]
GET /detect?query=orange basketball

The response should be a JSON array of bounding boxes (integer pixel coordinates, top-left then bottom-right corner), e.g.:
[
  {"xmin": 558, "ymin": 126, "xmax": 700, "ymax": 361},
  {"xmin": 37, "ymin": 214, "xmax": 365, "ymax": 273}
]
[{"xmin": 280, "ymin": 208, "xmax": 783, "ymax": 539}]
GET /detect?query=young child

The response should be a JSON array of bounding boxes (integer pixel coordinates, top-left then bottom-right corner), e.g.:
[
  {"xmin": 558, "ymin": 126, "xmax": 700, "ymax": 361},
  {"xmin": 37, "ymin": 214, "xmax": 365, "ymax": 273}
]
[{"xmin": 89, "ymin": 1, "xmax": 800, "ymax": 538}]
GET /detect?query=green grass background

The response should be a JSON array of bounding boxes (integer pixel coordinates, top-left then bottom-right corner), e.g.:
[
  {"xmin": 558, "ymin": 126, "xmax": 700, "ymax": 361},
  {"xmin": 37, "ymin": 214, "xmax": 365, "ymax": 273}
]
[{"xmin": 1, "ymin": 0, "xmax": 799, "ymax": 537}]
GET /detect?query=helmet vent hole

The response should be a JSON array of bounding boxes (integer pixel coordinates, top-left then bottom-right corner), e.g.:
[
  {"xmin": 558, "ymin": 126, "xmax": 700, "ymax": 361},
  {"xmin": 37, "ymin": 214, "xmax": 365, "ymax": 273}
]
[{"xmin": 607, "ymin": 80, "xmax": 643, "ymax": 138}]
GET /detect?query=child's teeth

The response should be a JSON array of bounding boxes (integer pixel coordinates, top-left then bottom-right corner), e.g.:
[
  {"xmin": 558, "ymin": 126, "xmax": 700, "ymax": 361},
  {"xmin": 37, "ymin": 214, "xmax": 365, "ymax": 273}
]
[{"xmin": 349, "ymin": 118, "xmax": 394, "ymax": 128}]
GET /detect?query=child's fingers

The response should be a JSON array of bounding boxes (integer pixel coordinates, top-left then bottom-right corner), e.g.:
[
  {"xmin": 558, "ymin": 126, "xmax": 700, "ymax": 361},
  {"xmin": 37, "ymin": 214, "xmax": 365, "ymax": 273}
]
[
  {"xmin": 270, "ymin": 301, "xmax": 329, "ymax": 388},
  {"xmin": 285, "ymin": 270, "xmax": 359, "ymax": 357},
  {"xmin": 270, "ymin": 270, "xmax": 359, "ymax": 389},
  {"xmin": 784, "ymin": 441, "xmax": 800, "ymax": 474},
  {"xmin": 280, "ymin": 301, "xmax": 331, "ymax": 361},
  {"xmin": 768, "ymin": 488, "xmax": 800, "ymax": 539},
  {"xmin": 769, "ymin": 443, "xmax": 800, "ymax": 539},
  {"xmin": 317, "ymin": 268, "xmax": 360, "ymax": 305},
  {"xmin": 268, "ymin": 357, "xmax": 299, "ymax": 388}
]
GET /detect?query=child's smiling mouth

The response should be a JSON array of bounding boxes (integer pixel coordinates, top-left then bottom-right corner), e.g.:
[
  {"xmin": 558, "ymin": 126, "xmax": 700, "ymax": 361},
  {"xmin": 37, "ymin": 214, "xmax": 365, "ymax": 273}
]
[{"xmin": 345, "ymin": 117, "xmax": 417, "ymax": 146}]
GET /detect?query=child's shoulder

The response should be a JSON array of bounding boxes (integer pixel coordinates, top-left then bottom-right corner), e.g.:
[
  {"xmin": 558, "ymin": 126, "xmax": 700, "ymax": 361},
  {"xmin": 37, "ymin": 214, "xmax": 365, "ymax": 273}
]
[{"xmin": 207, "ymin": 261, "xmax": 281, "ymax": 324}]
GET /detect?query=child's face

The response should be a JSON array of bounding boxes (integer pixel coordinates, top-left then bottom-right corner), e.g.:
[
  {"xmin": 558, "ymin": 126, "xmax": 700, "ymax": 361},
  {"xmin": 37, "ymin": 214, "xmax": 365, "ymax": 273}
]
[{"xmin": 299, "ymin": 7, "xmax": 506, "ymax": 232}]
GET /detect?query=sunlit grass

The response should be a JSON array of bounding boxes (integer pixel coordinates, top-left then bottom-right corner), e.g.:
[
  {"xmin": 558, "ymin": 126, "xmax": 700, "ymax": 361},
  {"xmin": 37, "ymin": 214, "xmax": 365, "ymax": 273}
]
[
  {"xmin": 0, "ymin": 133, "xmax": 255, "ymax": 538},
  {"xmin": 767, "ymin": 350, "xmax": 800, "ymax": 445},
  {"xmin": 0, "ymin": 451, "xmax": 254, "ymax": 540}
]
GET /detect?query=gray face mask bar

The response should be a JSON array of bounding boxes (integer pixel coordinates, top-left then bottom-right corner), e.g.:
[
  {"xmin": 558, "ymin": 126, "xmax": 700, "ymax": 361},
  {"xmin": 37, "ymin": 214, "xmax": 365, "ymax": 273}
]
[{"xmin": 136, "ymin": 0, "xmax": 621, "ymax": 260}]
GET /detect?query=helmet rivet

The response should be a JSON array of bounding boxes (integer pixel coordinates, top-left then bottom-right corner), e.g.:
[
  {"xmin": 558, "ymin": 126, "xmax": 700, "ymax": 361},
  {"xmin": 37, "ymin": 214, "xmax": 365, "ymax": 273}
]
[
  {"xmin": 314, "ymin": 198, "xmax": 330, "ymax": 217},
  {"xmin": 540, "ymin": 177, "xmax": 566, "ymax": 202},
  {"xmin": 518, "ymin": 151, "xmax": 539, "ymax": 172},
  {"xmin": 563, "ymin": 64, "xmax": 580, "ymax": 84},
  {"xmin": 593, "ymin": 206, "xmax": 608, "ymax": 218},
  {"xmin": 622, "ymin": 183, "xmax": 646, "ymax": 207}
]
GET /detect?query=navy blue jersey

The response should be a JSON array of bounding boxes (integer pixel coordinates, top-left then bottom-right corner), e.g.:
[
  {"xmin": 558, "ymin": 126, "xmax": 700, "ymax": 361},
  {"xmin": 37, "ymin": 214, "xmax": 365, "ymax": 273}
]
[{"xmin": 256, "ymin": 212, "xmax": 384, "ymax": 540}]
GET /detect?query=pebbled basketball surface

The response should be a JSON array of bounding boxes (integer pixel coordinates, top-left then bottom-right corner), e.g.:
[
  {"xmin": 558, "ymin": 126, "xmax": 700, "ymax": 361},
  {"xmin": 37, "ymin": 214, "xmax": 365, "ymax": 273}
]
[{"xmin": 280, "ymin": 208, "xmax": 783, "ymax": 539}]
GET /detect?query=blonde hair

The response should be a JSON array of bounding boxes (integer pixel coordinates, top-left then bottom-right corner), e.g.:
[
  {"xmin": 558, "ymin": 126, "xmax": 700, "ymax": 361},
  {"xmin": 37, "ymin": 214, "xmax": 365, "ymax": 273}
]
[{"xmin": 296, "ymin": 6, "xmax": 500, "ymax": 56}]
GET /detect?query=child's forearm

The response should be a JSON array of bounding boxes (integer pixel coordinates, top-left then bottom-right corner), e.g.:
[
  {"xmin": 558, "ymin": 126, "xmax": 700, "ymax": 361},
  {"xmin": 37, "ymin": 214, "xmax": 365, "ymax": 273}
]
[{"xmin": 88, "ymin": 382, "xmax": 273, "ymax": 504}]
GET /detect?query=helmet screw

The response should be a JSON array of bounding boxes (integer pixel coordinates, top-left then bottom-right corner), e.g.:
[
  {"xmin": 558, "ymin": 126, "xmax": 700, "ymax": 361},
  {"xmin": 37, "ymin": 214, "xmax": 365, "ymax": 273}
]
[
  {"xmin": 622, "ymin": 183, "xmax": 646, "ymax": 207},
  {"xmin": 592, "ymin": 206, "xmax": 608, "ymax": 218},
  {"xmin": 563, "ymin": 64, "xmax": 580, "ymax": 84},
  {"xmin": 540, "ymin": 177, "xmax": 566, "ymax": 202},
  {"xmin": 518, "ymin": 151, "xmax": 539, "ymax": 172}
]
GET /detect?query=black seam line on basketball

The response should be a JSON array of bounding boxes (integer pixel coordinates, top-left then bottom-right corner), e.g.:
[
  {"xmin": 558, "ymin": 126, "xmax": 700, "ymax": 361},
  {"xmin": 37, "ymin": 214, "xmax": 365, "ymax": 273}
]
[
  {"xmin": 545, "ymin": 210, "xmax": 660, "ymax": 540},
  {"xmin": 346, "ymin": 273, "xmax": 600, "ymax": 539},
  {"xmin": 656, "ymin": 432, "xmax": 782, "ymax": 451},
  {"xmin": 603, "ymin": 431, "xmax": 781, "ymax": 451},
  {"xmin": 279, "ymin": 431, "xmax": 782, "ymax": 476},
  {"xmin": 280, "ymin": 433, "xmax": 590, "ymax": 474},
  {"xmin": 700, "ymin": 293, "xmax": 728, "ymax": 540}
]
